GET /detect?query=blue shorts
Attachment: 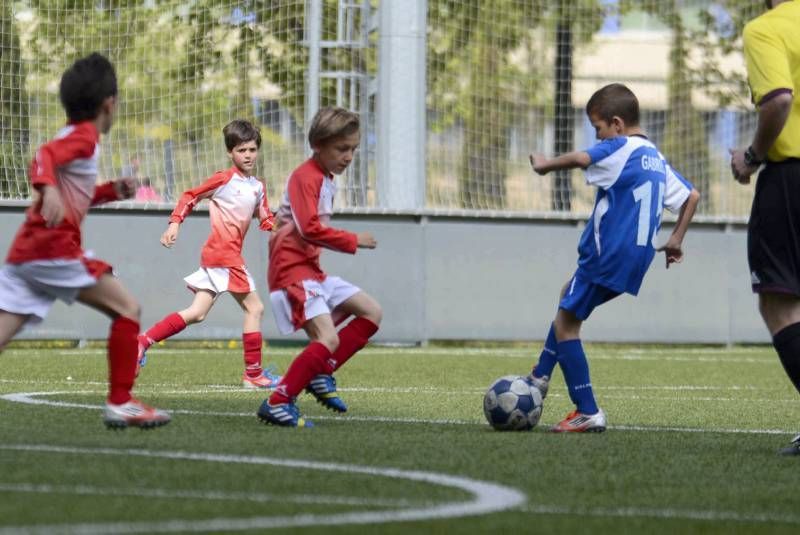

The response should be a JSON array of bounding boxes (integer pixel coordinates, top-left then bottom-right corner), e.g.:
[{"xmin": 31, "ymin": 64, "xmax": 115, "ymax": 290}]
[{"xmin": 558, "ymin": 273, "xmax": 621, "ymax": 320}]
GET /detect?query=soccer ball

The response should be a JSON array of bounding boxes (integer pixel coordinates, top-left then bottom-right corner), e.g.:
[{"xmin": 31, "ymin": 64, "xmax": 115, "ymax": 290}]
[{"xmin": 483, "ymin": 375, "xmax": 543, "ymax": 431}]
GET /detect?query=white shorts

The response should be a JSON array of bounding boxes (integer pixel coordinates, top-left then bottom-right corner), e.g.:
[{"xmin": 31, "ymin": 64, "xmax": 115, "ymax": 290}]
[
  {"xmin": 0, "ymin": 258, "xmax": 112, "ymax": 326},
  {"xmin": 184, "ymin": 266, "xmax": 256, "ymax": 295},
  {"xmin": 269, "ymin": 276, "xmax": 360, "ymax": 335}
]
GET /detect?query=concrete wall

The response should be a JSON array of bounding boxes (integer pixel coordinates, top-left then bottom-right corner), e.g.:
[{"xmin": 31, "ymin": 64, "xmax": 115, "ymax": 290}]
[{"xmin": 0, "ymin": 206, "xmax": 766, "ymax": 344}]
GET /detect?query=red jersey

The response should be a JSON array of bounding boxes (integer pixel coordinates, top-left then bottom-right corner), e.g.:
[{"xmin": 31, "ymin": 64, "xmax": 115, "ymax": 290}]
[
  {"xmin": 169, "ymin": 167, "xmax": 274, "ymax": 268},
  {"xmin": 6, "ymin": 121, "xmax": 122, "ymax": 264},
  {"xmin": 268, "ymin": 158, "xmax": 358, "ymax": 290}
]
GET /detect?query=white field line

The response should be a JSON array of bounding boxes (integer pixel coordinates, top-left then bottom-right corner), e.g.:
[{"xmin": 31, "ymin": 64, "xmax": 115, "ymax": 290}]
[
  {"xmin": 2, "ymin": 346, "xmax": 775, "ymax": 362},
  {"xmin": 519, "ymin": 504, "xmax": 800, "ymax": 526},
  {"xmin": 0, "ymin": 391, "xmax": 796, "ymax": 436},
  {"xmin": 0, "ymin": 483, "xmax": 420, "ymax": 508},
  {"xmin": 0, "ymin": 378, "xmax": 778, "ymax": 392},
  {"xmin": 1, "ymin": 381, "xmax": 795, "ymax": 404},
  {"xmin": 0, "ymin": 448, "xmax": 797, "ymax": 532},
  {"xmin": 0, "ymin": 444, "xmax": 525, "ymax": 535}
]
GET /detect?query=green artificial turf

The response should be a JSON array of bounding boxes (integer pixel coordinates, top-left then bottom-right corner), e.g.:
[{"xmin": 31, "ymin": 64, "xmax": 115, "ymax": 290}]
[{"xmin": 0, "ymin": 344, "xmax": 798, "ymax": 534}]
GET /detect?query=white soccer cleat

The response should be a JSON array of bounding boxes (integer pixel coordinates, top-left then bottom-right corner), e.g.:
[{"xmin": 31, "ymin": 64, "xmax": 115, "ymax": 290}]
[
  {"xmin": 103, "ymin": 398, "xmax": 171, "ymax": 429},
  {"xmin": 551, "ymin": 408, "xmax": 607, "ymax": 433}
]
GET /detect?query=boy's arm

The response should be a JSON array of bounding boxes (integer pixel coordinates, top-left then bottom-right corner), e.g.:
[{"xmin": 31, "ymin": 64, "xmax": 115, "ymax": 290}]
[
  {"xmin": 90, "ymin": 178, "xmax": 136, "ymax": 206},
  {"xmin": 30, "ymin": 124, "xmax": 97, "ymax": 190},
  {"xmin": 255, "ymin": 181, "xmax": 275, "ymax": 231},
  {"xmin": 168, "ymin": 173, "xmax": 228, "ymax": 224},
  {"xmin": 288, "ymin": 175, "xmax": 358, "ymax": 253},
  {"xmin": 657, "ymin": 187, "xmax": 700, "ymax": 269},
  {"xmin": 161, "ymin": 173, "xmax": 228, "ymax": 248},
  {"xmin": 529, "ymin": 151, "xmax": 591, "ymax": 176},
  {"xmin": 31, "ymin": 123, "xmax": 97, "ymax": 227}
]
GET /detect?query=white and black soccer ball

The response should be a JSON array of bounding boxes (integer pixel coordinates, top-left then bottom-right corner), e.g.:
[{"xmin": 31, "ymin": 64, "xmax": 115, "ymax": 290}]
[{"xmin": 483, "ymin": 375, "xmax": 543, "ymax": 431}]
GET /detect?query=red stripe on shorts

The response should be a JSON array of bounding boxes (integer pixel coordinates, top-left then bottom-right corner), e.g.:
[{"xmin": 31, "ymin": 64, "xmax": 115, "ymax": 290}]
[
  {"xmin": 284, "ymin": 283, "xmax": 310, "ymax": 331},
  {"xmin": 228, "ymin": 266, "xmax": 252, "ymax": 293},
  {"xmin": 82, "ymin": 257, "xmax": 113, "ymax": 280}
]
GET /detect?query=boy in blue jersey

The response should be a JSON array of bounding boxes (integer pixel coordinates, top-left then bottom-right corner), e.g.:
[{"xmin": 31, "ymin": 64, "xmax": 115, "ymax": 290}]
[{"xmin": 528, "ymin": 83, "xmax": 701, "ymax": 432}]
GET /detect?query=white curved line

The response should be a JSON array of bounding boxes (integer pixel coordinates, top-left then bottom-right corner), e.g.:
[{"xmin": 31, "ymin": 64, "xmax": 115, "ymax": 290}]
[
  {"xmin": 0, "ymin": 444, "xmax": 526, "ymax": 535},
  {"xmin": 0, "ymin": 483, "xmax": 421, "ymax": 508}
]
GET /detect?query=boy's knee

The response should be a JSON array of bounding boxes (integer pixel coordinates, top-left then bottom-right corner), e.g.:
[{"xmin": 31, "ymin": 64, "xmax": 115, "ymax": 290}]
[
  {"xmin": 248, "ymin": 301, "xmax": 265, "ymax": 319},
  {"xmin": 121, "ymin": 300, "xmax": 141, "ymax": 321},
  {"xmin": 368, "ymin": 304, "xmax": 383, "ymax": 326}
]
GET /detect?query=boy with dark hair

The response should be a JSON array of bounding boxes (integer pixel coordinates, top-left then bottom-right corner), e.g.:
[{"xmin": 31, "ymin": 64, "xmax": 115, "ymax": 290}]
[
  {"xmin": 258, "ymin": 106, "xmax": 382, "ymax": 427},
  {"xmin": 137, "ymin": 119, "xmax": 281, "ymax": 389},
  {"xmin": 0, "ymin": 52, "xmax": 170, "ymax": 429},
  {"xmin": 528, "ymin": 83, "xmax": 701, "ymax": 432}
]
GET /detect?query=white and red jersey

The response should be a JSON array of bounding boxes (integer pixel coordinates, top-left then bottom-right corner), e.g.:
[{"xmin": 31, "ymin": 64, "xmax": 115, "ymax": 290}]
[
  {"xmin": 268, "ymin": 158, "xmax": 357, "ymax": 291},
  {"xmin": 169, "ymin": 167, "xmax": 274, "ymax": 268},
  {"xmin": 6, "ymin": 121, "xmax": 122, "ymax": 264}
]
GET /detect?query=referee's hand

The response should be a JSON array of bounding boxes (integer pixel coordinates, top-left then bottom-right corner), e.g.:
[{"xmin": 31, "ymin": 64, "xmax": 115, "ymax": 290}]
[{"xmin": 729, "ymin": 148, "xmax": 757, "ymax": 185}]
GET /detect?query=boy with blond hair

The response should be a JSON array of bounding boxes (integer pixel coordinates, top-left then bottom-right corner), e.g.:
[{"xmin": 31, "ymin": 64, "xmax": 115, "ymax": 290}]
[{"xmin": 258, "ymin": 106, "xmax": 382, "ymax": 427}]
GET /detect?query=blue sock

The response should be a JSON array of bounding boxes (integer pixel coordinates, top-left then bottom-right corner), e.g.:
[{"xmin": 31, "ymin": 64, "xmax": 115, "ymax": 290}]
[
  {"xmin": 532, "ymin": 323, "xmax": 557, "ymax": 378},
  {"xmin": 556, "ymin": 339, "xmax": 599, "ymax": 415}
]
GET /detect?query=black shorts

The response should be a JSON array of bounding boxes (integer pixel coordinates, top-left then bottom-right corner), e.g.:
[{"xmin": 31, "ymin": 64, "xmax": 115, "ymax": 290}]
[{"xmin": 748, "ymin": 159, "xmax": 800, "ymax": 295}]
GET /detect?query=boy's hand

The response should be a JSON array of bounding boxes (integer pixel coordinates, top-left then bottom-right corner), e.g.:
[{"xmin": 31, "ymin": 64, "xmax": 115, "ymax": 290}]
[
  {"xmin": 656, "ymin": 237, "xmax": 684, "ymax": 269},
  {"xmin": 529, "ymin": 154, "xmax": 550, "ymax": 175},
  {"xmin": 113, "ymin": 177, "xmax": 137, "ymax": 199},
  {"xmin": 160, "ymin": 222, "xmax": 180, "ymax": 248},
  {"xmin": 356, "ymin": 232, "xmax": 377, "ymax": 249},
  {"xmin": 40, "ymin": 185, "xmax": 65, "ymax": 227}
]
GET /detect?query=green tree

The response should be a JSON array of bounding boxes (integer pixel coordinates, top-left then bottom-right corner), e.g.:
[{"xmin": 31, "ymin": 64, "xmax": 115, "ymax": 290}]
[
  {"xmin": 0, "ymin": 1, "xmax": 29, "ymax": 198},
  {"xmin": 427, "ymin": 0, "xmax": 603, "ymax": 210},
  {"xmin": 622, "ymin": 0, "xmax": 765, "ymax": 214},
  {"xmin": 658, "ymin": 0, "xmax": 712, "ymax": 211}
]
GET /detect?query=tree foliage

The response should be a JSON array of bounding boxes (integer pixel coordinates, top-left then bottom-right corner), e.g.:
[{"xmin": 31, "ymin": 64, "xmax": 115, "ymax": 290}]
[
  {"xmin": 0, "ymin": 1, "xmax": 29, "ymax": 197},
  {"xmin": 428, "ymin": 0, "xmax": 604, "ymax": 209}
]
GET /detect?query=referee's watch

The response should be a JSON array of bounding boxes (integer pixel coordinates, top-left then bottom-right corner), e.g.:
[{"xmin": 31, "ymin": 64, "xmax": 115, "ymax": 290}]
[{"xmin": 744, "ymin": 146, "xmax": 764, "ymax": 167}]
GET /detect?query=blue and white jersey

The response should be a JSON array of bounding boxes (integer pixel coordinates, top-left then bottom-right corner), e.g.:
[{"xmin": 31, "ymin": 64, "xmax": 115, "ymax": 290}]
[{"xmin": 576, "ymin": 136, "xmax": 694, "ymax": 295}]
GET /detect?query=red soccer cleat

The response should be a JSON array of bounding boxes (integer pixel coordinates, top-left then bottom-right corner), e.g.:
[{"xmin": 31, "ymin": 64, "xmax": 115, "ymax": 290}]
[{"xmin": 551, "ymin": 408, "xmax": 607, "ymax": 433}]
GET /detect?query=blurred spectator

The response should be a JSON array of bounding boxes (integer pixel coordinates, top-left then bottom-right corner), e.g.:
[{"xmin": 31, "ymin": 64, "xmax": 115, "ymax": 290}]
[{"xmin": 135, "ymin": 177, "xmax": 162, "ymax": 203}]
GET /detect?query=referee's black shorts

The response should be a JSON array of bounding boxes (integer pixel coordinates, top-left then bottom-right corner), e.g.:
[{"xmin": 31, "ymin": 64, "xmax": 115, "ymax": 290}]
[{"xmin": 748, "ymin": 159, "xmax": 800, "ymax": 295}]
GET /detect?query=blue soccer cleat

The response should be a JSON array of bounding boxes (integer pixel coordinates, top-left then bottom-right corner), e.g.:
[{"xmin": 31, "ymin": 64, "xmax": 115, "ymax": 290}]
[
  {"xmin": 306, "ymin": 374, "xmax": 348, "ymax": 413},
  {"xmin": 779, "ymin": 433, "xmax": 800, "ymax": 456},
  {"xmin": 257, "ymin": 399, "xmax": 313, "ymax": 428},
  {"xmin": 262, "ymin": 364, "xmax": 282, "ymax": 384}
]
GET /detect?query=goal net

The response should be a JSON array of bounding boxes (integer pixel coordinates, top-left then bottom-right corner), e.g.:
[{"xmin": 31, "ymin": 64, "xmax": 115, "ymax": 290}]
[{"xmin": 1, "ymin": 1, "xmax": 764, "ymax": 219}]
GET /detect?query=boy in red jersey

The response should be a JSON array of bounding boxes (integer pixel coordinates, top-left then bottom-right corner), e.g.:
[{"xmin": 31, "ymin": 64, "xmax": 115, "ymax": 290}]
[
  {"xmin": 0, "ymin": 53, "xmax": 170, "ymax": 429},
  {"xmin": 137, "ymin": 120, "xmax": 282, "ymax": 389},
  {"xmin": 258, "ymin": 106, "xmax": 382, "ymax": 427}
]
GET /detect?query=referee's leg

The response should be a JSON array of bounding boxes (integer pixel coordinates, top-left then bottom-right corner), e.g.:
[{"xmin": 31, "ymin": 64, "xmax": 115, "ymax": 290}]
[{"xmin": 760, "ymin": 293, "xmax": 800, "ymax": 455}]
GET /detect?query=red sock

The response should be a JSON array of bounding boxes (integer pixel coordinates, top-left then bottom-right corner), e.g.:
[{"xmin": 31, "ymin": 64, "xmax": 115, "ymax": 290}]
[
  {"xmin": 243, "ymin": 331, "xmax": 263, "ymax": 378},
  {"xmin": 143, "ymin": 312, "xmax": 187, "ymax": 346},
  {"xmin": 108, "ymin": 316, "xmax": 139, "ymax": 405},
  {"xmin": 331, "ymin": 317, "xmax": 379, "ymax": 371},
  {"xmin": 269, "ymin": 341, "xmax": 334, "ymax": 404}
]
